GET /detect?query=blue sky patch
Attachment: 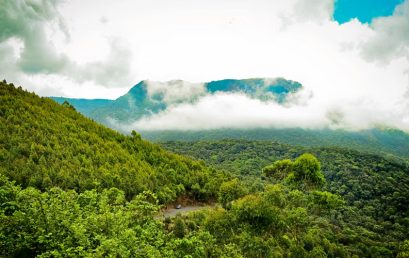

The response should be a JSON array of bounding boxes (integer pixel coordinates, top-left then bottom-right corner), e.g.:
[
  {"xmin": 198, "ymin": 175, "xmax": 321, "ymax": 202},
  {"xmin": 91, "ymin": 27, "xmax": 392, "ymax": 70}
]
[{"xmin": 333, "ymin": 0, "xmax": 404, "ymax": 24}]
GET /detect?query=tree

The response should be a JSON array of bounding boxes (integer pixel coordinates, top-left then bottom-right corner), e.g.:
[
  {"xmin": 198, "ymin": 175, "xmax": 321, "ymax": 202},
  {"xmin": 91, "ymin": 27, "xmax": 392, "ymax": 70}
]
[
  {"xmin": 173, "ymin": 216, "xmax": 187, "ymax": 238},
  {"xmin": 262, "ymin": 159, "xmax": 293, "ymax": 180},
  {"xmin": 286, "ymin": 153, "xmax": 325, "ymax": 191},
  {"xmin": 398, "ymin": 240, "xmax": 409, "ymax": 258},
  {"xmin": 218, "ymin": 179, "xmax": 247, "ymax": 209},
  {"xmin": 131, "ymin": 130, "xmax": 141, "ymax": 141},
  {"xmin": 62, "ymin": 100, "xmax": 76, "ymax": 111},
  {"xmin": 310, "ymin": 191, "xmax": 345, "ymax": 213}
]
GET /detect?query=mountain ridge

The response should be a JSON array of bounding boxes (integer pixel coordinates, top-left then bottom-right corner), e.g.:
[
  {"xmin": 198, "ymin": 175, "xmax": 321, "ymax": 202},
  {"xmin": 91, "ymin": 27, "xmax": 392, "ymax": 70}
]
[{"xmin": 51, "ymin": 77, "xmax": 303, "ymax": 124}]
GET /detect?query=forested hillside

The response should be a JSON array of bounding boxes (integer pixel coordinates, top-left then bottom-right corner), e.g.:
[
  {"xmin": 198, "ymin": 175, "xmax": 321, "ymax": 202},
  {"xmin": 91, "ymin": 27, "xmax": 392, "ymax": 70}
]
[
  {"xmin": 0, "ymin": 81, "xmax": 227, "ymax": 203},
  {"xmin": 1, "ymin": 81, "xmax": 409, "ymax": 257},
  {"xmin": 161, "ymin": 139, "xmax": 409, "ymax": 257},
  {"xmin": 143, "ymin": 127, "xmax": 409, "ymax": 158}
]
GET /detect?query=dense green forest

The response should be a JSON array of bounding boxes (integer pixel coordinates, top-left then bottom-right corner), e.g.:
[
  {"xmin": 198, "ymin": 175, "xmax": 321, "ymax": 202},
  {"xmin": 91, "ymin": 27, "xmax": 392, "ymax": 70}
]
[
  {"xmin": 0, "ymin": 81, "xmax": 227, "ymax": 203},
  {"xmin": 161, "ymin": 140, "xmax": 409, "ymax": 257},
  {"xmin": 1, "ymin": 81, "xmax": 409, "ymax": 257},
  {"xmin": 142, "ymin": 128, "xmax": 409, "ymax": 158}
]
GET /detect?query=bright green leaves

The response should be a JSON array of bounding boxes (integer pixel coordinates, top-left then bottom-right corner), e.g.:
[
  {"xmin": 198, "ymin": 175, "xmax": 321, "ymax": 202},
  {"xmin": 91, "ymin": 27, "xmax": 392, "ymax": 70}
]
[
  {"xmin": 218, "ymin": 178, "xmax": 248, "ymax": 209},
  {"xmin": 263, "ymin": 153, "xmax": 326, "ymax": 191},
  {"xmin": 290, "ymin": 153, "xmax": 325, "ymax": 190},
  {"xmin": 398, "ymin": 240, "xmax": 409, "ymax": 258},
  {"xmin": 263, "ymin": 159, "xmax": 293, "ymax": 180},
  {"xmin": 0, "ymin": 82, "xmax": 228, "ymax": 204},
  {"xmin": 232, "ymin": 194, "xmax": 282, "ymax": 231},
  {"xmin": 310, "ymin": 191, "xmax": 345, "ymax": 211},
  {"xmin": 0, "ymin": 175, "xmax": 166, "ymax": 257}
]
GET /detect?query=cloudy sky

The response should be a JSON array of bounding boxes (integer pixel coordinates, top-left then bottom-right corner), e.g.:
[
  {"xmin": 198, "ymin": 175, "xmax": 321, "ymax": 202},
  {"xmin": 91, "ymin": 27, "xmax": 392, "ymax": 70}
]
[{"xmin": 1, "ymin": 0, "xmax": 409, "ymax": 131}]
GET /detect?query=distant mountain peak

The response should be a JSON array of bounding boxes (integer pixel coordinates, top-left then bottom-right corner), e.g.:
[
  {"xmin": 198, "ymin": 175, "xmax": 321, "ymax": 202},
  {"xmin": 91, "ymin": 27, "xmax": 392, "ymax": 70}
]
[{"xmin": 51, "ymin": 77, "xmax": 303, "ymax": 126}]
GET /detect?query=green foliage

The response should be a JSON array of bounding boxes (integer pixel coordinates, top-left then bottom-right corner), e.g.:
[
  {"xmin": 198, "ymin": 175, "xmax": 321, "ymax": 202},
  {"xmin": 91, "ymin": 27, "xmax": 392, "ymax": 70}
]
[
  {"xmin": 287, "ymin": 153, "xmax": 325, "ymax": 191},
  {"xmin": 173, "ymin": 216, "xmax": 187, "ymax": 238},
  {"xmin": 263, "ymin": 153, "xmax": 325, "ymax": 191},
  {"xmin": 262, "ymin": 158, "xmax": 293, "ymax": 180},
  {"xmin": 181, "ymin": 182, "xmax": 346, "ymax": 257},
  {"xmin": 146, "ymin": 127, "xmax": 409, "ymax": 158},
  {"xmin": 162, "ymin": 139, "xmax": 409, "ymax": 256},
  {"xmin": 398, "ymin": 240, "xmax": 409, "ymax": 258},
  {"xmin": 218, "ymin": 178, "xmax": 248, "ymax": 208},
  {"xmin": 310, "ymin": 190, "xmax": 345, "ymax": 211},
  {"xmin": 0, "ymin": 175, "xmax": 166, "ymax": 257},
  {"xmin": 0, "ymin": 81, "xmax": 227, "ymax": 203}
]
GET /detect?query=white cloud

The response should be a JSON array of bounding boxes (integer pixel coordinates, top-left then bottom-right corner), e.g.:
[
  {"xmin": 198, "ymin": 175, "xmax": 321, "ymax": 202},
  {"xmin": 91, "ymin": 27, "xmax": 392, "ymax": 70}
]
[
  {"xmin": 0, "ymin": 0, "xmax": 135, "ymax": 97},
  {"xmin": 361, "ymin": 0, "xmax": 409, "ymax": 62},
  {"xmin": 282, "ymin": 0, "xmax": 334, "ymax": 25},
  {"xmin": 145, "ymin": 80, "xmax": 206, "ymax": 104},
  {"xmin": 1, "ymin": 0, "xmax": 409, "ymax": 131},
  {"xmin": 128, "ymin": 90, "xmax": 409, "ymax": 131},
  {"xmin": 129, "ymin": 92, "xmax": 326, "ymax": 130}
]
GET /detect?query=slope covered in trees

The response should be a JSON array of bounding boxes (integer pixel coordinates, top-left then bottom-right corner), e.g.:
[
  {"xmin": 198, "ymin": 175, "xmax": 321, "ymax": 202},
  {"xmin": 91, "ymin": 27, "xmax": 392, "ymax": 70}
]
[
  {"xmin": 143, "ymin": 127, "xmax": 409, "ymax": 158},
  {"xmin": 161, "ymin": 139, "xmax": 409, "ymax": 256},
  {"xmin": 0, "ymin": 81, "xmax": 227, "ymax": 203}
]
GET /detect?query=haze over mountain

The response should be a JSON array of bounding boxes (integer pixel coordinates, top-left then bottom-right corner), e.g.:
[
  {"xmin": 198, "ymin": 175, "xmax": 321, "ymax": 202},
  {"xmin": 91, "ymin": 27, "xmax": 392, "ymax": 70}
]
[
  {"xmin": 51, "ymin": 77, "xmax": 409, "ymax": 158},
  {"xmin": 52, "ymin": 77, "xmax": 304, "ymax": 128}
]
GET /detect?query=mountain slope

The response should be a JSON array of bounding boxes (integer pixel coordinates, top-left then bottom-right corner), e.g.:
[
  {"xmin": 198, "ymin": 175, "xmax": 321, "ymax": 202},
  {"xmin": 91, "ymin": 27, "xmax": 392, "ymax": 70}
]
[
  {"xmin": 51, "ymin": 97, "xmax": 113, "ymax": 116},
  {"xmin": 142, "ymin": 128, "xmax": 409, "ymax": 158},
  {"xmin": 0, "ymin": 81, "xmax": 226, "ymax": 202},
  {"xmin": 50, "ymin": 77, "xmax": 302, "ymax": 125}
]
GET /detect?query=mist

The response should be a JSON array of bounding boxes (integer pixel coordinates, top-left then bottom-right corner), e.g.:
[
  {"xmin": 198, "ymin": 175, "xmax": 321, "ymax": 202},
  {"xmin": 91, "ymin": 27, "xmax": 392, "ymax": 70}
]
[{"xmin": 106, "ymin": 78, "xmax": 409, "ymax": 132}]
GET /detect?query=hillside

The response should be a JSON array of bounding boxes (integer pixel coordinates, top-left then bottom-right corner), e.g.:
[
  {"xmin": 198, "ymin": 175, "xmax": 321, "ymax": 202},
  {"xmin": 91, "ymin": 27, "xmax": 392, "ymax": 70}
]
[
  {"xmin": 143, "ymin": 128, "xmax": 409, "ymax": 158},
  {"xmin": 161, "ymin": 139, "xmax": 409, "ymax": 256},
  {"xmin": 0, "ymin": 81, "xmax": 226, "ymax": 202}
]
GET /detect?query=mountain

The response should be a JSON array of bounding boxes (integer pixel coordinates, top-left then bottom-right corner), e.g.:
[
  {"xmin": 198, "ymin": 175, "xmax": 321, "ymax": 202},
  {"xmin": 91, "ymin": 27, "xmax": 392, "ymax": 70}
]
[
  {"xmin": 0, "ymin": 81, "xmax": 226, "ymax": 202},
  {"xmin": 50, "ymin": 77, "xmax": 303, "ymax": 125},
  {"xmin": 205, "ymin": 78, "xmax": 302, "ymax": 103},
  {"xmin": 51, "ymin": 97, "xmax": 113, "ymax": 117}
]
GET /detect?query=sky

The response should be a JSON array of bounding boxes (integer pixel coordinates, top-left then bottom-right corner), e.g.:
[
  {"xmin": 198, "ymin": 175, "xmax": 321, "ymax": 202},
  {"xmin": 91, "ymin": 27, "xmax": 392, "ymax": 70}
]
[
  {"xmin": 1, "ymin": 0, "xmax": 409, "ymax": 131},
  {"xmin": 334, "ymin": 0, "xmax": 405, "ymax": 23}
]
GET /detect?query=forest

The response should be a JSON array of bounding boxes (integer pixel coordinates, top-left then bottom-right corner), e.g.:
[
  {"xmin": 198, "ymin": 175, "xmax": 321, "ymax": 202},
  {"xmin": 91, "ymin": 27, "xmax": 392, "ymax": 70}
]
[{"xmin": 1, "ymin": 80, "xmax": 409, "ymax": 257}]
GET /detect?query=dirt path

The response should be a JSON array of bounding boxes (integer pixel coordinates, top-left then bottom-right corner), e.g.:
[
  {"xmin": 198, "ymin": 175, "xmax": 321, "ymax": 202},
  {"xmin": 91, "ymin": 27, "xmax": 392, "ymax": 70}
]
[{"xmin": 158, "ymin": 205, "xmax": 214, "ymax": 219}]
